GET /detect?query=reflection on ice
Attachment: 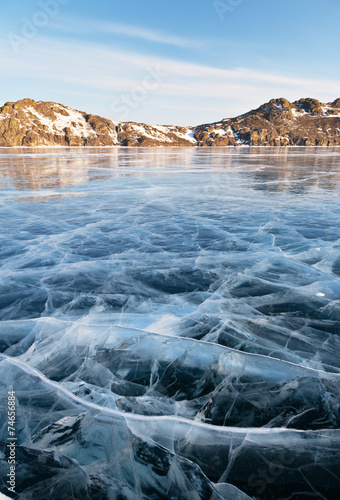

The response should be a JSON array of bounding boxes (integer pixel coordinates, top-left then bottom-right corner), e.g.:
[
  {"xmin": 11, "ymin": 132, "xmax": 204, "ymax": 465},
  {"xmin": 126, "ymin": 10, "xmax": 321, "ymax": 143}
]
[{"xmin": 1, "ymin": 148, "xmax": 340, "ymax": 499}]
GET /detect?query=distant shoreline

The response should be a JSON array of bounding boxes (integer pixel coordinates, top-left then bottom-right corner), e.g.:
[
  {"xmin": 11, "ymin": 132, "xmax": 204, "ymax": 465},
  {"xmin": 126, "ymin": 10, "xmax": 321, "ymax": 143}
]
[
  {"xmin": 1, "ymin": 97, "xmax": 340, "ymax": 148},
  {"xmin": 1, "ymin": 145, "xmax": 340, "ymax": 150}
]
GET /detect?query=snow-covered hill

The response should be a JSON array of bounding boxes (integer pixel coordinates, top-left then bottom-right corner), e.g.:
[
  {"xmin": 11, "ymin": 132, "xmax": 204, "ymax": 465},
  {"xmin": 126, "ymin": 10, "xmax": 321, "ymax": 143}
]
[{"xmin": 0, "ymin": 97, "xmax": 339, "ymax": 147}]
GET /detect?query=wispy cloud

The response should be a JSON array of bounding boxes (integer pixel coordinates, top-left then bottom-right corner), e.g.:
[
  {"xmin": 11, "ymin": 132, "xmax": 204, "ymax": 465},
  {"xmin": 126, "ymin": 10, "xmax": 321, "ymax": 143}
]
[
  {"xmin": 1, "ymin": 36, "xmax": 339, "ymax": 124},
  {"xmin": 100, "ymin": 22, "xmax": 203, "ymax": 48},
  {"xmin": 50, "ymin": 19, "xmax": 203, "ymax": 48}
]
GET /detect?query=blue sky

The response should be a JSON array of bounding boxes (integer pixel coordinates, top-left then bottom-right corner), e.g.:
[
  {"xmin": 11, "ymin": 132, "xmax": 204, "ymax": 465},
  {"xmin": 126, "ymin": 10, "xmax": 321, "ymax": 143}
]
[{"xmin": 1, "ymin": 0, "xmax": 339, "ymax": 125}]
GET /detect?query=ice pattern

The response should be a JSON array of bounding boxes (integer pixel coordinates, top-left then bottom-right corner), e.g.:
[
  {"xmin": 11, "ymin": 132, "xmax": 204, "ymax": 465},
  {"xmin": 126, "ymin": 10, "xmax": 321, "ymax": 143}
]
[{"xmin": 0, "ymin": 147, "xmax": 340, "ymax": 499}]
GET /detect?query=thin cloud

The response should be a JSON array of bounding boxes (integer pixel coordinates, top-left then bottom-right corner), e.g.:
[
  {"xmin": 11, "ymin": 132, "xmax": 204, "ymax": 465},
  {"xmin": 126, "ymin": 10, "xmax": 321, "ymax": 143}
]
[
  {"xmin": 100, "ymin": 22, "xmax": 203, "ymax": 48},
  {"xmin": 49, "ymin": 19, "xmax": 203, "ymax": 48},
  {"xmin": 1, "ymin": 36, "xmax": 339, "ymax": 124},
  {"xmin": 5, "ymin": 37, "xmax": 339, "ymax": 95}
]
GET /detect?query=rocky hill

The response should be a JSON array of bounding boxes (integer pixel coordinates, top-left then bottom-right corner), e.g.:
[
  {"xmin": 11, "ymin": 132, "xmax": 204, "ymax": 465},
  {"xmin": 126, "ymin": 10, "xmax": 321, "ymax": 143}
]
[{"xmin": 0, "ymin": 97, "xmax": 339, "ymax": 147}]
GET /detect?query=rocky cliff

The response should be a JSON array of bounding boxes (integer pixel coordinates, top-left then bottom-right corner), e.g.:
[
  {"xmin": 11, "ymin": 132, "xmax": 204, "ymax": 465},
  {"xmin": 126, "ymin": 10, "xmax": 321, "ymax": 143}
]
[{"xmin": 0, "ymin": 97, "xmax": 339, "ymax": 147}]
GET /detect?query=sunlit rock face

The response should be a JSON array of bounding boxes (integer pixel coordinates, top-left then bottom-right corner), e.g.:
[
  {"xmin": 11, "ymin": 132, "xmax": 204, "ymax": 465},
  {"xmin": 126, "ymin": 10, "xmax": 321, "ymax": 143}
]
[
  {"xmin": 0, "ymin": 148, "xmax": 340, "ymax": 499},
  {"xmin": 0, "ymin": 97, "xmax": 340, "ymax": 147}
]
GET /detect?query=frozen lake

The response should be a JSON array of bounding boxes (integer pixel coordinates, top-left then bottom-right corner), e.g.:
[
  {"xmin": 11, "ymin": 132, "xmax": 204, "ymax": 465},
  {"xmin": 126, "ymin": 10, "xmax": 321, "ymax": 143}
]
[{"xmin": 0, "ymin": 147, "xmax": 340, "ymax": 499}]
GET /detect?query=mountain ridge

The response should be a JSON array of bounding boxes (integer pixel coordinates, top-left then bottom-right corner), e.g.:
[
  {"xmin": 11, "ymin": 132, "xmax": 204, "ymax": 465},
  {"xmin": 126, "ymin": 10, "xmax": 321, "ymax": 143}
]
[{"xmin": 0, "ymin": 97, "xmax": 340, "ymax": 147}]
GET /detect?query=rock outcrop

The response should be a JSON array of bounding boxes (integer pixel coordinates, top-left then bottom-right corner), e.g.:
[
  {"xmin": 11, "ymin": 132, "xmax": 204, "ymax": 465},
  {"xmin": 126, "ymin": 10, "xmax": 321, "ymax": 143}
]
[{"xmin": 0, "ymin": 97, "xmax": 339, "ymax": 147}]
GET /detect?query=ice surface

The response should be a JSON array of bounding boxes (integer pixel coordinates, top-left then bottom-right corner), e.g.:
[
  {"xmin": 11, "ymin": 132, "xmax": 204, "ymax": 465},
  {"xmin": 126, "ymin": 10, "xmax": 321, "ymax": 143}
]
[{"xmin": 0, "ymin": 147, "xmax": 340, "ymax": 499}]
